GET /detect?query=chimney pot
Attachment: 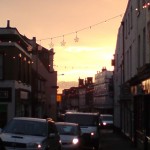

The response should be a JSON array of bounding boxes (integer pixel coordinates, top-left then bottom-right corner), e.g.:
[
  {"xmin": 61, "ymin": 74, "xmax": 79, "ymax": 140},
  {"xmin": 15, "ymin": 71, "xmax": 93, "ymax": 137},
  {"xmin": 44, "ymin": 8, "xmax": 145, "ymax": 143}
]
[{"xmin": 7, "ymin": 20, "xmax": 10, "ymax": 28}]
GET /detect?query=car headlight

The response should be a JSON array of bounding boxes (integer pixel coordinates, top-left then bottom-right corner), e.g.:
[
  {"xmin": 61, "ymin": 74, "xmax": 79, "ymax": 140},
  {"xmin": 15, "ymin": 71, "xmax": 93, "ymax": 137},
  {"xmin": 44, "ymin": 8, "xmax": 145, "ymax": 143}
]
[
  {"xmin": 103, "ymin": 122, "xmax": 107, "ymax": 126},
  {"xmin": 72, "ymin": 138, "xmax": 79, "ymax": 145},
  {"xmin": 27, "ymin": 142, "xmax": 42, "ymax": 149},
  {"xmin": 91, "ymin": 132, "xmax": 95, "ymax": 136},
  {"xmin": 59, "ymin": 139, "xmax": 62, "ymax": 144}
]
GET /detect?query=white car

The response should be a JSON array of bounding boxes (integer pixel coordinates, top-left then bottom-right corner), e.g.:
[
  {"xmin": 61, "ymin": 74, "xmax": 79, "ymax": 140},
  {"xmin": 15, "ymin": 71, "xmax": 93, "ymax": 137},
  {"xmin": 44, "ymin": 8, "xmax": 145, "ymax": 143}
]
[
  {"xmin": 55, "ymin": 122, "xmax": 82, "ymax": 150},
  {"xmin": 0, "ymin": 117, "xmax": 61, "ymax": 150}
]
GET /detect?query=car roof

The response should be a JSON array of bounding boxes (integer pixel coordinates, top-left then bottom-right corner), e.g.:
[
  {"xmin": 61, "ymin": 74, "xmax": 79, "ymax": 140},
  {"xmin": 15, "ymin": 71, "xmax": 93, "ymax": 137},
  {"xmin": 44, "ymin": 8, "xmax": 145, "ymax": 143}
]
[
  {"xmin": 65, "ymin": 112, "xmax": 99, "ymax": 116},
  {"xmin": 12, "ymin": 117, "xmax": 53, "ymax": 123},
  {"xmin": 55, "ymin": 122, "xmax": 79, "ymax": 126},
  {"xmin": 100, "ymin": 114, "xmax": 113, "ymax": 117}
]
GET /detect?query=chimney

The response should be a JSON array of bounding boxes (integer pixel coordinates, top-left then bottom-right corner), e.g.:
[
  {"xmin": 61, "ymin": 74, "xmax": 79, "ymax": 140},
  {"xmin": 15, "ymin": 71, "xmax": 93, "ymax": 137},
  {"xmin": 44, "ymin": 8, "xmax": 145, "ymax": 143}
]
[
  {"xmin": 7, "ymin": 20, "xmax": 10, "ymax": 28},
  {"xmin": 78, "ymin": 78, "xmax": 84, "ymax": 87},
  {"xmin": 102, "ymin": 67, "xmax": 107, "ymax": 72}
]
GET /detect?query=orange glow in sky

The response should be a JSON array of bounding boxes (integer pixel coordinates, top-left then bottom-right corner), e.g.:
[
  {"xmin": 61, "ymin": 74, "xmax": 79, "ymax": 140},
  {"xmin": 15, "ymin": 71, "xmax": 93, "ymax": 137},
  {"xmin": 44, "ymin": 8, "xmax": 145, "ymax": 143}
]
[{"xmin": 1, "ymin": 0, "xmax": 128, "ymax": 83}]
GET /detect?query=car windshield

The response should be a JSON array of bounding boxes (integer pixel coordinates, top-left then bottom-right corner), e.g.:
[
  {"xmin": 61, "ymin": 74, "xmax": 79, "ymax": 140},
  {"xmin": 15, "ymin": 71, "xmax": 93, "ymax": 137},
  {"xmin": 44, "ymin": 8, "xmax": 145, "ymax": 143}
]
[
  {"xmin": 65, "ymin": 114, "xmax": 98, "ymax": 126},
  {"xmin": 56, "ymin": 124, "xmax": 78, "ymax": 135},
  {"xmin": 100, "ymin": 115, "xmax": 113, "ymax": 121},
  {"xmin": 2, "ymin": 119, "xmax": 47, "ymax": 136}
]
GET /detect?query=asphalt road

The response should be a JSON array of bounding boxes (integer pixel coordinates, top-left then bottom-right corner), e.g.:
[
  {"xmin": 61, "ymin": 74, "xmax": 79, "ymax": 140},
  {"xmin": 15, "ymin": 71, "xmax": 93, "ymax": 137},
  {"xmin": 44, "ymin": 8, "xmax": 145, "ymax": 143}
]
[{"xmin": 99, "ymin": 129, "xmax": 137, "ymax": 150}]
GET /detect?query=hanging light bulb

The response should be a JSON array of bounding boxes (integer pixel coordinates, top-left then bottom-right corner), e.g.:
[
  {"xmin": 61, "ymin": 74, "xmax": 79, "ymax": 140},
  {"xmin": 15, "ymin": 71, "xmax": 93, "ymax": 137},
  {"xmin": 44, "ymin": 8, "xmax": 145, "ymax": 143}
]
[
  {"xmin": 61, "ymin": 35, "xmax": 66, "ymax": 46},
  {"xmin": 49, "ymin": 38, "xmax": 54, "ymax": 48},
  {"xmin": 74, "ymin": 32, "xmax": 79, "ymax": 42}
]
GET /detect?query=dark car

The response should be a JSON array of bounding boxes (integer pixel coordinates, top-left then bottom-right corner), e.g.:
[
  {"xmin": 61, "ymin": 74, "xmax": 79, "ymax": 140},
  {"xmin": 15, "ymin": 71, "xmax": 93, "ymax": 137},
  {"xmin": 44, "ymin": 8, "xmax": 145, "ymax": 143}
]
[
  {"xmin": 99, "ymin": 114, "xmax": 113, "ymax": 129},
  {"xmin": 64, "ymin": 112, "xmax": 100, "ymax": 150},
  {"xmin": 0, "ymin": 117, "xmax": 61, "ymax": 150}
]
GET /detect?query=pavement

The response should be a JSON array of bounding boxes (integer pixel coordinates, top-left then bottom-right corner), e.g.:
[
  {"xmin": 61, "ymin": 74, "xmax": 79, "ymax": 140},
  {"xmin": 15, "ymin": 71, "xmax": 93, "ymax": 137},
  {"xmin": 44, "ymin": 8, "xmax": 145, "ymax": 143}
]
[{"xmin": 99, "ymin": 129, "xmax": 138, "ymax": 150}]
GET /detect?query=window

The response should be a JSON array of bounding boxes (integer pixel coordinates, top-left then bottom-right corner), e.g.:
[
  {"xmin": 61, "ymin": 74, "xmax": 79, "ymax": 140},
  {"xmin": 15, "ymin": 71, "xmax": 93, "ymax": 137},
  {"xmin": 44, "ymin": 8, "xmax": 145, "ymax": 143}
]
[
  {"xmin": 138, "ymin": 35, "xmax": 141, "ymax": 67},
  {"xmin": 18, "ymin": 54, "xmax": 22, "ymax": 81},
  {"xmin": 0, "ymin": 54, "xmax": 3, "ymax": 79},
  {"xmin": 143, "ymin": 27, "xmax": 146, "ymax": 64},
  {"xmin": 127, "ymin": 50, "xmax": 129, "ymax": 78},
  {"xmin": 130, "ymin": 6, "xmax": 133, "ymax": 29},
  {"xmin": 128, "ymin": 13, "xmax": 130, "ymax": 34},
  {"xmin": 142, "ymin": 0, "xmax": 146, "ymax": 7},
  {"xmin": 23, "ymin": 58, "xmax": 25, "ymax": 82},
  {"xmin": 137, "ymin": 0, "xmax": 140, "ymax": 11},
  {"xmin": 27, "ymin": 61, "xmax": 30, "ymax": 84},
  {"xmin": 136, "ymin": 0, "xmax": 140, "ymax": 16},
  {"xmin": 129, "ymin": 46, "xmax": 132, "ymax": 77},
  {"xmin": 125, "ymin": 19, "xmax": 127, "ymax": 38}
]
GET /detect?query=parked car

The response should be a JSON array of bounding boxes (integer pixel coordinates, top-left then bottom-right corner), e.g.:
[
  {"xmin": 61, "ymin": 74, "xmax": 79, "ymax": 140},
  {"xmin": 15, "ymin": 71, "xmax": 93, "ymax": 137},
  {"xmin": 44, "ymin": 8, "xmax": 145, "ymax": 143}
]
[
  {"xmin": 56, "ymin": 122, "xmax": 82, "ymax": 150},
  {"xmin": 0, "ymin": 117, "xmax": 61, "ymax": 150},
  {"xmin": 64, "ymin": 112, "xmax": 100, "ymax": 150},
  {"xmin": 99, "ymin": 114, "xmax": 114, "ymax": 129}
]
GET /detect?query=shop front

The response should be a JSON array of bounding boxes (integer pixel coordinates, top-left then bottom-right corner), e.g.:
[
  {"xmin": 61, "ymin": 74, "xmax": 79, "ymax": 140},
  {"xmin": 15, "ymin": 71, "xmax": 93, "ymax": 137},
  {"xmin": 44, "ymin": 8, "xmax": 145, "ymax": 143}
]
[{"xmin": 131, "ymin": 79, "xmax": 150, "ymax": 150}]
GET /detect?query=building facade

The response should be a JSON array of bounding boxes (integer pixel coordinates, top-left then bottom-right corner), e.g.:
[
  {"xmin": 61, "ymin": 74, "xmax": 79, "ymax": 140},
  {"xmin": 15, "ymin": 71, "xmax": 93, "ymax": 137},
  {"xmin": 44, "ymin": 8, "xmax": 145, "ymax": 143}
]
[
  {"xmin": 114, "ymin": 1, "xmax": 150, "ymax": 149},
  {"xmin": 93, "ymin": 67, "xmax": 113, "ymax": 114},
  {"xmin": 0, "ymin": 21, "xmax": 32, "ymax": 127},
  {"xmin": 61, "ymin": 77, "xmax": 94, "ymax": 112},
  {"xmin": 0, "ymin": 21, "xmax": 58, "ymax": 127}
]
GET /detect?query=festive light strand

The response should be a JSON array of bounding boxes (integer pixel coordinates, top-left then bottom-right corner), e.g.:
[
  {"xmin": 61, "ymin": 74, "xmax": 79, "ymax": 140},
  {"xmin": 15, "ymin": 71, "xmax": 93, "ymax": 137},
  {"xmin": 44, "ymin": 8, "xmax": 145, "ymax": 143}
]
[
  {"xmin": 38, "ymin": 2, "xmax": 150, "ymax": 47},
  {"xmin": 54, "ymin": 64, "xmax": 102, "ymax": 70},
  {"xmin": 38, "ymin": 13, "xmax": 124, "ymax": 47}
]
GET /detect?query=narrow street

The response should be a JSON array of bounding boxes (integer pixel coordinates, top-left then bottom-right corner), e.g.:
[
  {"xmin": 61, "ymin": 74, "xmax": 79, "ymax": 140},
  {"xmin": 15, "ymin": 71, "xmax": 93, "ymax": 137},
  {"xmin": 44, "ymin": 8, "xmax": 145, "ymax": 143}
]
[{"xmin": 99, "ymin": 129, "xmax": 137, "ymax": 150}]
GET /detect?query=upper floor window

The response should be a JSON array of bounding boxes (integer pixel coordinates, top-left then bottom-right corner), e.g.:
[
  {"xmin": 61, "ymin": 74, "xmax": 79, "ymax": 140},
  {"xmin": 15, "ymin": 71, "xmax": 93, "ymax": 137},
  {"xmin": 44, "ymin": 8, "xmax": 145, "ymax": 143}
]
[
  {"xmin": 130, "ymin": 6, "xmax": 133, "ymax": 29},
  {"xmin": 142, "ymin": 0, "xmax": 146, "ymax": 7},
  {"xmin": 136, "ymin": 0, "xmax": 141, "ymax": 16},
  {"xmin": 18, "ymin": 53, "xmax": 22, "ymax": 81},
  {"xmin": 138, "ymin": 35, "xmax": 141, "ymax": 67},
  {"xmin": 125, "ymin": 19, "xmax": 127, "ymax": 38},
  {"xmin": 0, "ymin": 54, "xmax": 3, "ymax": 80},
  {"xmin": 143, "ymin": 27, "xmax": 146, "ymax": 64},
  {"xmin": 128, "ymin": 13, "xmax": 130, "ymax": 34}
]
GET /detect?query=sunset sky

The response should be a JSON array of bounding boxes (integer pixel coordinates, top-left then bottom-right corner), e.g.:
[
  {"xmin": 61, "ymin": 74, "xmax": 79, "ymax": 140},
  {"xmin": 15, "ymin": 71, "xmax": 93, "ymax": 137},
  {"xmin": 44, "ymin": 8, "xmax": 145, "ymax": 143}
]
[{"xmin": 1, "ymin": 0, "xmax": 128, "ymax": 84}]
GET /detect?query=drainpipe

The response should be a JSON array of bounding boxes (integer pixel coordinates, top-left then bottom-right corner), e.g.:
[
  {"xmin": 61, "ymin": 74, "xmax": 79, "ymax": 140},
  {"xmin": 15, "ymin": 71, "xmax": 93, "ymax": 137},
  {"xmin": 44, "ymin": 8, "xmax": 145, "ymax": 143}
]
[
  {"xmin": 121, "ymin": 21, "xmax": 125, "ymax": 83},
  {"xmin": 120, "ymin": 21, "xmax": 125, "ymax": 133}
]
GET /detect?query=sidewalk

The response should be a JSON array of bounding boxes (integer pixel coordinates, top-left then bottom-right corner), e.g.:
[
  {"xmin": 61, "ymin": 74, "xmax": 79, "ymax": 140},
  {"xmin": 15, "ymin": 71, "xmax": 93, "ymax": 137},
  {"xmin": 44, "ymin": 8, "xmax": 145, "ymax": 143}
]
[{"xmin": 100, "ymin": 129, "xmax": 137, "ymax": 150}]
